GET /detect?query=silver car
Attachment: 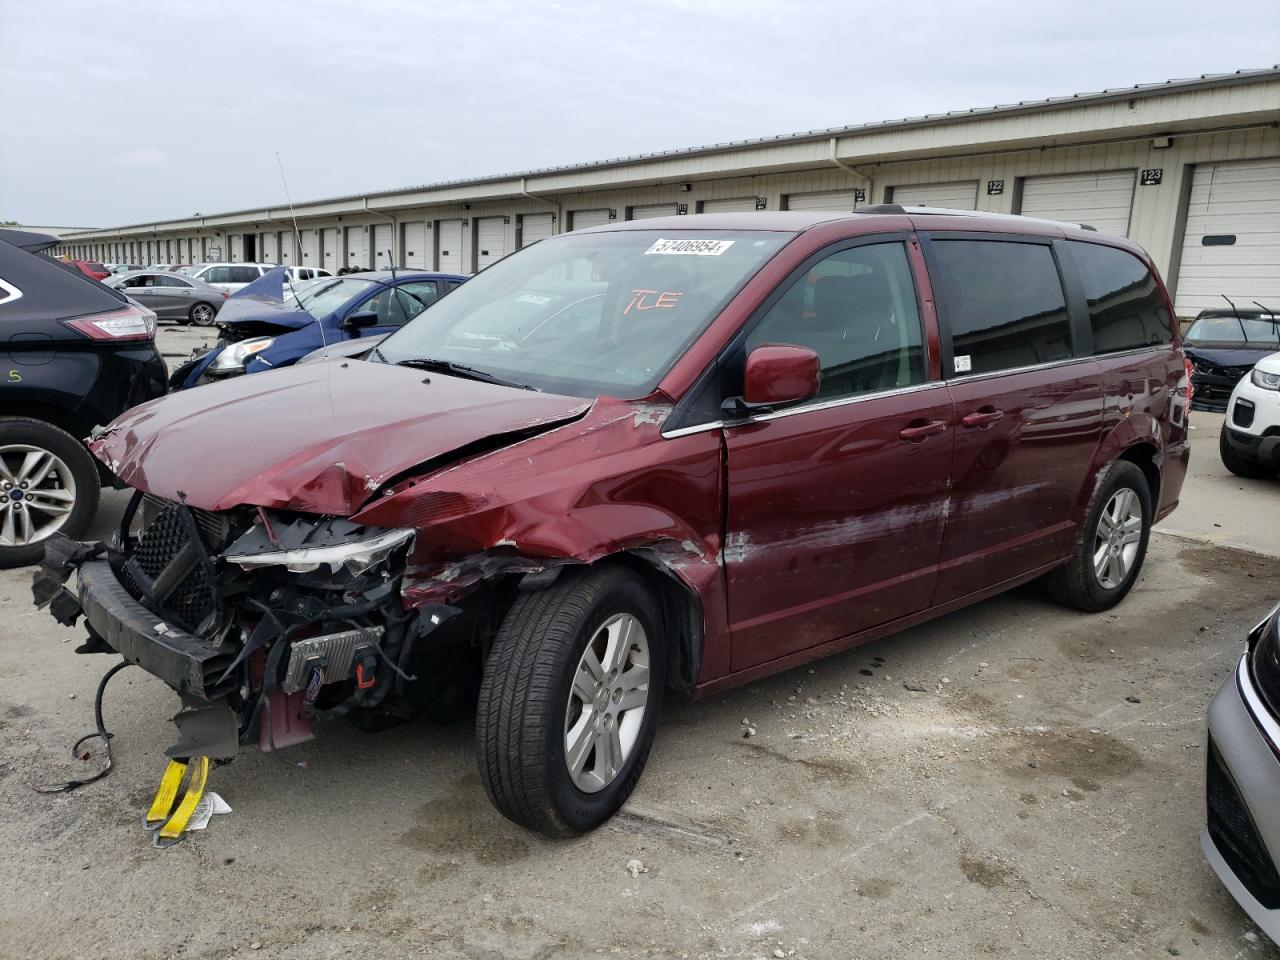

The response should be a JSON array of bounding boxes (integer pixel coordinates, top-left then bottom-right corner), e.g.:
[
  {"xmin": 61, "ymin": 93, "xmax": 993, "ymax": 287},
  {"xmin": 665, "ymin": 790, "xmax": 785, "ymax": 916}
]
[
  {"xmin": 107, "ymin": 270, "xmax": 227, "ymax": 325},
  {"xmin": 1204, "ymin": 600, "xmax": 1280, "ymax": 944}
]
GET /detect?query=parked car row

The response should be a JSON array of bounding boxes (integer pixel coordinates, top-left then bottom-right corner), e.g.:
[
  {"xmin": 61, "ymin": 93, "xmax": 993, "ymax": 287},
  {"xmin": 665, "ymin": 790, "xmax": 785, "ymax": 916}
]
[{"xmin": 11, "ymin": 212, "xmax": 1279, "ymax": 943}]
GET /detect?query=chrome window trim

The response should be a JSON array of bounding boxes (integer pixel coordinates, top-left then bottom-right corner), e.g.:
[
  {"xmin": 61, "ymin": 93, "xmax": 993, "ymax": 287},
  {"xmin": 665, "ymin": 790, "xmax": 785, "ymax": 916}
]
[
  {"xmin": 661, "ymin": 379, "xmax": 948, "ymax": 439},
  {"xmin": 1238, "ymin": 654, "xmax": 1280, "ymax": 748},
  {"xmin": 944, "ymin": 352, "xmax": 1096, "ymax": 384},
  {"xmin": 0, "ymin": 277, "xmax": 23, "ymax": 306}
]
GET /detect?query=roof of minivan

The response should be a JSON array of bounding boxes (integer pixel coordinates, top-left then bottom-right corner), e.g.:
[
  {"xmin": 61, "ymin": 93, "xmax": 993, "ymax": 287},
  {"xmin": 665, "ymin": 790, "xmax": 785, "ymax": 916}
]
[{"xmin": 578, "ymin": 208, "xmax": 1115, "ymax": 239}]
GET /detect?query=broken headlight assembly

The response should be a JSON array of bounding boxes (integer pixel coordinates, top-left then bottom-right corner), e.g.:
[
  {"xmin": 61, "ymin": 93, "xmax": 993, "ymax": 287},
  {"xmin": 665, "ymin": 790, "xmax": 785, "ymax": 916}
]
[
  {"xmin": 207, "ymin": 336, "xmax": 274, "ymax": 375},
  {"xmin": 223, "ymin": 521, "xmax": 414, "ymax": 575}
]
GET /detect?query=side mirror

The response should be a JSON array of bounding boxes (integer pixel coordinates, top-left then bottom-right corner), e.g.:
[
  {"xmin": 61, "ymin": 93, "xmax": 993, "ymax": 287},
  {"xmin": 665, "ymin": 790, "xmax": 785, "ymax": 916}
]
[
  {"xmin": 344, "ymin": 310, "xmax": 378, "ymax": 329},
  {"xmin": 726, "ymin": 344, "xmax": 821, "ymax": 415}
]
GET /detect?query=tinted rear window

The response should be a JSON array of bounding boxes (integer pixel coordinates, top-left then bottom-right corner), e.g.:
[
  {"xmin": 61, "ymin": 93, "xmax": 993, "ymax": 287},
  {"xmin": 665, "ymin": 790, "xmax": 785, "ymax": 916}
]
[
  {"xmin": 929, "ymin": 239, "xmax": 1071, "ymax": 376},
  {"xmin": 1068, "ymin": 241, "xmax": 1172, "ymax": 353}
]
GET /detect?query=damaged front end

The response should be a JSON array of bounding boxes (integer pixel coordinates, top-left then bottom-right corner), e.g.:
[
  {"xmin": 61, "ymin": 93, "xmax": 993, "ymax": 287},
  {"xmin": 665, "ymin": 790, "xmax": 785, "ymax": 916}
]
[{"xmin": 35, "ymin": 492, "xmax": 462, "ymax": 762}]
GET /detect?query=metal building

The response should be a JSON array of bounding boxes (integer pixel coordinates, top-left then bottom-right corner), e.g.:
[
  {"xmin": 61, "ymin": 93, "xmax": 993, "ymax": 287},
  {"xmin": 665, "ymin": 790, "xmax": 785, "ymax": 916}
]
[{"xmin": 53, "ymin": 67, "xmax": 1280, "ymax": 318}]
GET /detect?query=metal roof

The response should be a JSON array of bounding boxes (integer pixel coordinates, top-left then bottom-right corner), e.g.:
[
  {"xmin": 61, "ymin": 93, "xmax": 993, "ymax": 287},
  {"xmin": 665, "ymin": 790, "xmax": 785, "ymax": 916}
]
[{"xmin": 63, "ymin": 66, "xmax": 1280, "ymax": 236}]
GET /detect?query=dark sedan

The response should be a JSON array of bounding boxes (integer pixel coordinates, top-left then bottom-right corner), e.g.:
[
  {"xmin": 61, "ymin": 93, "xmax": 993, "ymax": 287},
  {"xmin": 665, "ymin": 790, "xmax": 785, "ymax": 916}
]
[{"xmin": 1185, "ymin": 308, "xmax": 1280, "ymax": 411}]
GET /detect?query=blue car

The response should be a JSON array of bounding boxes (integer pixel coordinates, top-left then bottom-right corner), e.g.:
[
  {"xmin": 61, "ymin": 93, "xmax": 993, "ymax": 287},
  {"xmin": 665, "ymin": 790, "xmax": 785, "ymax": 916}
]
[{"xmin": 170, "ymin": 268, "xmax": 467, "ymax": 389}]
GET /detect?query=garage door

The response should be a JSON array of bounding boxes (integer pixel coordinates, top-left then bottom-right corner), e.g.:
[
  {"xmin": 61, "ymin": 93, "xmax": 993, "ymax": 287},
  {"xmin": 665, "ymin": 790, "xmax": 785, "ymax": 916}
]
[
  {"xmin": 402, "ymin": 222, "xmax": 427, "ymax": 267},
  {"xmin": 1175, "ymin": 159, "xmax": 1280, "ymax": 316},
  {"xmin": 520, "ymin": 213, "xmax": 554, "ymax": 247},
  {"xmin": 1019, "ymin": 170, "xmax": 1135, "ymax": 236},
  {"xmin": 889, "ymin": 181, "xmax": 978, "ymax": 209},
  {"xmin": 280, "ymin": 231, "xmax": 296, "ymax": 263},
  {"xmin": 570, "ymin": 209, "xmax": 612, "ymax": 231},
  {"xmin": 786, "ymin": 190, "xmax": 862, "ymax": 212},
  {"xmin": 437, "ymin": 219, "xmax": 464, "ymax": 273},
  {"xmin": 228, "ymin": 235, "xmax": 242, "ymax": 262},
  {"xmin": 300, "ymin": 229, "xmax": 318, "ymax": 266},
  {"xmin": 475, "ymin": 217, "xmax": 506, "ymax": 270},
  {"xmin": 372, "ymin": 223, "xmax": 393, "ymax": 268},
  {"xmin": 321, "ymin": 228, "xmax": 339, "ymax": 269},
  {"xmin": 346, "ymin": 226, "xmax": 369, "ymax": 269},
  {"xmin": 630, "ymin": 203, "xmax": 677, "ymax": 220},
  {"xmin": 699, "ymin": 197, "xmax": 756, "ymax": 213},
  {"xmin": 261, "ymin": 232, "xmax": 277, "ymax": 264}
]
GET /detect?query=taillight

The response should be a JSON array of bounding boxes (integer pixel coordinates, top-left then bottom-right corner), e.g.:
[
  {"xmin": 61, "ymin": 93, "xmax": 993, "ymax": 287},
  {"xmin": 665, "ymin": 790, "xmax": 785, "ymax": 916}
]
[
  {"xmin": 1183, "ymin": 356, "xmax": 1195, "ymax": 404},
  {"xmin": 221, "ymin": 291, "xmax": 229, "ymax": 299},
  {"xmin": 63, "ymin": 303, "xmax": 156, "ymax": 341}
]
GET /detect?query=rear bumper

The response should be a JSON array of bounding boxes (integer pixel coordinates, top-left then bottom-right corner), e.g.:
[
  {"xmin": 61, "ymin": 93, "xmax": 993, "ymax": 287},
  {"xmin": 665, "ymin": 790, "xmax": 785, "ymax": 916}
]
[
  {"xmin": 1203, "ymin": 656, "xmax": 1280, "ymax": 944},
  {"xmin": 76, "ymin": 558, "xmax": 234, "ymax": 701}
]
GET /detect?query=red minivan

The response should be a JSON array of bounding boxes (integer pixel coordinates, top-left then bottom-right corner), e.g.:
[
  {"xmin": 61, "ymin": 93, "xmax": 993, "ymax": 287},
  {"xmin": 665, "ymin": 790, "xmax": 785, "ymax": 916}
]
[{"xmin": 39, "ymin": 208, "xmax": 1189, "ymax": 838}]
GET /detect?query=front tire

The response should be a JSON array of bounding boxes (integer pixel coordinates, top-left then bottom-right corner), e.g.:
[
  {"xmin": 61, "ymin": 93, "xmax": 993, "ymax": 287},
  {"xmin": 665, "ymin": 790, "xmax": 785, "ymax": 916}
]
[
  {"xmin": 476, "ymin": 565, "xmax": 665, "ymax": 836},
  {"xmin": 189, "ymin": 301, "xmax": 217, "ymax": 326},
  {"xmin": 1219, "ymin": 424, "xmax": 1277, "ymax": 479},
  {"xmin": 1045, "ymin": 460, "xmax": 1152, "ymax": 612},
  {"xmin": 0, "ymin": 418, "xmax": 101, "ymax": 568}
]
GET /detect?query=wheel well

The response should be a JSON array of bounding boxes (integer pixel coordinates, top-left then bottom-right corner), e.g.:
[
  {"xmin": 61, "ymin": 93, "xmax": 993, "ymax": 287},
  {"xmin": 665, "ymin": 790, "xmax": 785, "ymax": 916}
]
[
  {"xmin": 614, "ymin": 552, "xmax": 704, "ymax": 693},
  {"xmin": 1118, "ymin": 443, "xmax": 1161, "ymax": 507},
  {"xmin": 0, "ymin": 398, "xmax": 92, "ymax": 441},
  {"xmin": 0, "ymin": 402, "xmax": 111, "ymax": 487}
]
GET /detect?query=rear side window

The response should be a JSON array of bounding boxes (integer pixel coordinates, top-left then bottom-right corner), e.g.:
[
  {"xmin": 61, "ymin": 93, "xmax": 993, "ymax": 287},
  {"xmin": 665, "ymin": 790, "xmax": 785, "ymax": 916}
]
[
  {"xmin": 929, "ymin": 239, "xmax": 1071, "ymax": 376},
  {"xmin": 229, "ymin": 266, "xmax": 260, "ymax": 283},
  {"xmin": 1068, "ymin": 241, "xmax": 1172, "ymax": 353}
]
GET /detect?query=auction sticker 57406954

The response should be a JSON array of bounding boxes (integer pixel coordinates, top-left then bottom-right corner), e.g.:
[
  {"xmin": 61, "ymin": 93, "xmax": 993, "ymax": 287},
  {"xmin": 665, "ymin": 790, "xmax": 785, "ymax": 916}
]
[{"xmin": 644, "ymin": 238, "xmax": 735, "ymax": 256}]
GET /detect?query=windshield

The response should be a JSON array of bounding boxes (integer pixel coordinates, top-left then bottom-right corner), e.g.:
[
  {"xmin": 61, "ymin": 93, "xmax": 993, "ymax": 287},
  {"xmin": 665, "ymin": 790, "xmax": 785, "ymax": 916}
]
[
  {"xmin": 374, "ymin": 230, "xmax": 793, "ymax": 397},
  {"xmin": 1186, "ymin": 314, "xmax": 1280, "ymax": 345},
  {"xmin": 295, "ymin": 277, "xmax": 377, "ymax": 319}
]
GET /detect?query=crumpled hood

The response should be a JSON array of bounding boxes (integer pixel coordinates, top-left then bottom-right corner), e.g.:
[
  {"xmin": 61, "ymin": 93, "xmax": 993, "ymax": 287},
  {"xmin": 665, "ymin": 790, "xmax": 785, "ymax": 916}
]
[
  {"xmin": 216, "ymin": 267, "xmax": 313, "ymax": 330},
  {"xmin": 92, "ymin": 359, "xmax": 593, "ymax": 515},
  {"xmin": 1185, "ymin": 343, "xmax": 1279, "ymax": 368}
]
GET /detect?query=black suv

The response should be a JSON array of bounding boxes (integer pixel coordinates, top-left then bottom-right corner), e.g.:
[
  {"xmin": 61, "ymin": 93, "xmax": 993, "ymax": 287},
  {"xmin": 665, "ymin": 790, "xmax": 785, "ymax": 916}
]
[{"xmin": 0, "ymin": 229, "xmax": 168, "ymax": 566}]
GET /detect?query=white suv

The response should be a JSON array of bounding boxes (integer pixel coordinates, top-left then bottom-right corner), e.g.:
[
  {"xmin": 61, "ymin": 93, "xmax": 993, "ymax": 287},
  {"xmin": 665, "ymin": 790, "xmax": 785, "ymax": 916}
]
[
  {"xmin": 1221, "ymin": 351, "xmax": 1280, "ymax": 479},
  {"xmin": 187, "ymin": 262, "xmax": 276, "ymax": 293}
]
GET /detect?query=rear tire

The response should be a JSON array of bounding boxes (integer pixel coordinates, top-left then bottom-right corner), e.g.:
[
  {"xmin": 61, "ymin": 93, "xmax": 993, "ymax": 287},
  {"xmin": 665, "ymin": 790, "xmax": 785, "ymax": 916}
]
[
  {"xmin": 1219, "ymin": 424, "xmax": 1277, "ymax": 479},
  {"xmin": 476, "ymin": 565, "xmax": 665, "ymax": 837},
  {"xmin": 189, "ymin": 301, "xmax": 217, "ymax": 326},
  {"xmin": 0, "ymin": 418, "xmax": 100, "ymax": 568},
  {"xmin": 1045, "ymin": 460, "xmax": 1152, "ymax": 612}
]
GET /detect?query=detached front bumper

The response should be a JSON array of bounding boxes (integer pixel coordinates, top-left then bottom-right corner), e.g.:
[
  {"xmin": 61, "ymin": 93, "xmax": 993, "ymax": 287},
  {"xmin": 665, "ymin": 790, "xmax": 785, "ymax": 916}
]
[
  {"xmin": 1203, "ymin": 655, "xmax": 1280, "ymax": 944},
  {"xmin": 76, "ymin": 558, "xmax": 235, "ymax": 702}
]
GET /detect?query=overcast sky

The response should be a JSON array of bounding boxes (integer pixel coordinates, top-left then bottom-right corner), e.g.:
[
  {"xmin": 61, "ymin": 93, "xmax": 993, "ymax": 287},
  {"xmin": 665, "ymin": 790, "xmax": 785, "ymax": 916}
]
[{"xmin": 2, "ymin": 0, "xmax": 1276, "ymax": 227}]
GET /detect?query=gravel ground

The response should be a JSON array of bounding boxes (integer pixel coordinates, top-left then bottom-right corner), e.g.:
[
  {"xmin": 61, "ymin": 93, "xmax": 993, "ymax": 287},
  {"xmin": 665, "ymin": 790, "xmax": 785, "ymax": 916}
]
[{"xmin": 1, "ymin": 384, "xmax": 1278, "ymax": 960}]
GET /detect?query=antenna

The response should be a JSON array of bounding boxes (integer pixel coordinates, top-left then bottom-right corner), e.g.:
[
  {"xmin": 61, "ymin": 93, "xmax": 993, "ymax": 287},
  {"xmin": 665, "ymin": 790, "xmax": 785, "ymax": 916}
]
[{"xmin": 277, "ymin": 152, "xmax": 326, "ymax": 357}]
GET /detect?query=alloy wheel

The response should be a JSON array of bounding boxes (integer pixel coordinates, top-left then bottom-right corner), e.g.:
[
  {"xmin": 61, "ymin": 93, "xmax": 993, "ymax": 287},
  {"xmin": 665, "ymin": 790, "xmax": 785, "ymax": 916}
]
[
  {"xmin": 0, "ymin": 444, "xmax": 78, "ymax": 547},
  {"xmin": 192, "ymin": 303, "xmax": 215, "ymax": 325},
  {"xmin": 1093, "ymin": 487, "xmax": 1143, "ymax": 589},
  {"xmin": 563, "ymin": 613, "xmax": 650, "ymax": 793}
]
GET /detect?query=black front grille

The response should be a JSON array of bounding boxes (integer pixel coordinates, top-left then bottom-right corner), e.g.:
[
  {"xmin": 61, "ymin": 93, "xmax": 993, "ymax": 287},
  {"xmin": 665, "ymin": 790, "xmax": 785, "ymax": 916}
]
[
  {"xmin": 1206, "ymin": 740, "xmax": 1280, "ymax": 909},
  {"xmin": 123, "ymin": 499, "xmax": 230, "ymax": 635}
]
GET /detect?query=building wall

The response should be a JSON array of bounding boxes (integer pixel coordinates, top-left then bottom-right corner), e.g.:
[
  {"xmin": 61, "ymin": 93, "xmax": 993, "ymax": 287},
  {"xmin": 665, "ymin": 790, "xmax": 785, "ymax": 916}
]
[{"xmin": 52, "ymin": 75, "xmax": 1280, "ymax": 316}]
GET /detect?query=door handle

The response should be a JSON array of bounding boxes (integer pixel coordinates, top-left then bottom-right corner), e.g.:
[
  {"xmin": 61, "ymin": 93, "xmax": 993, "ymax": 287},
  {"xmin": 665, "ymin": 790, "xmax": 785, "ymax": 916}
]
[
  {"xmin": 961, "ymin": 408, "xmax": 1005, "ymax": 429},
  {"xmin": 899, "ymin": 419, "xmax": 947, "ymax": 442}
]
